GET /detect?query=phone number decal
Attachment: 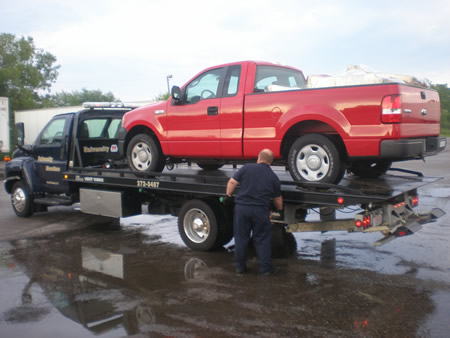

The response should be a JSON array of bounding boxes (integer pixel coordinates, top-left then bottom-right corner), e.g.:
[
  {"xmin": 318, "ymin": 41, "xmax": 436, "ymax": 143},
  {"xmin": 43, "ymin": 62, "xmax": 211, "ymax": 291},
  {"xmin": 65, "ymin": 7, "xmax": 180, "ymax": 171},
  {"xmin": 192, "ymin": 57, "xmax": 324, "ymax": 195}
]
[{"xmin": 137, "ymin": 180, "xmax": 160, "ymax": 189}]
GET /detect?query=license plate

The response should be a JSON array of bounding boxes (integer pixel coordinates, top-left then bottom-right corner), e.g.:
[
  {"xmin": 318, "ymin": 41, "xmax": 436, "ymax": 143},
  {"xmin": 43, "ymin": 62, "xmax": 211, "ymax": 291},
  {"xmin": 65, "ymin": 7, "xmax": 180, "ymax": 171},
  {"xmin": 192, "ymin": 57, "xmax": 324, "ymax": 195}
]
[{"xmin": 440, "ymin": 139, "xmax": 447, "ymax": 148}]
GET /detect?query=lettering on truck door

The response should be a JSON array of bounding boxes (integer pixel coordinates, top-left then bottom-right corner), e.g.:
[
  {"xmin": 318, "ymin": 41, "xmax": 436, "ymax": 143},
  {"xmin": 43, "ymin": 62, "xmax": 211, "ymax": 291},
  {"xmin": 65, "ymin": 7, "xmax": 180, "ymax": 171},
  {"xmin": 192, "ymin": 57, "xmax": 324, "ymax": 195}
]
[{"xmin": 34, "ymin": 116, "xmax": 71, "ymax": 193}]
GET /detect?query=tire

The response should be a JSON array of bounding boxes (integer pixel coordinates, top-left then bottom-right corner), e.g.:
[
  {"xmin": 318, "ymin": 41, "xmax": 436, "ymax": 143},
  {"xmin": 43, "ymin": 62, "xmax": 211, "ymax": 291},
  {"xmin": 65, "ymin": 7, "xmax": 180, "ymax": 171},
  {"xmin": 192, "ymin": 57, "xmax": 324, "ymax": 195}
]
[
  {"xmin": 11, "ymin": 181, "xmax": 33, "ymax": 217},
  {"xmin": 127, "ymin": 134, "xmax": 164, "ymax": 172},
  {"xmin": 178, "ymin": 199, "xmax": 228, "ymax": 251},
  {"xmin": 271, "ymin": 224, "xmax": 297, "ymax": 258},
  {"xmin": 288, "ymin": 134, "xmax": 343, "ymax": 184},
  {"xmin": 196, "ymin": 162, "xmax": 224, "ymax": 171},
  {"xmin": 349, "ymin": 160, "xmax": 392, "ymax": 178}
]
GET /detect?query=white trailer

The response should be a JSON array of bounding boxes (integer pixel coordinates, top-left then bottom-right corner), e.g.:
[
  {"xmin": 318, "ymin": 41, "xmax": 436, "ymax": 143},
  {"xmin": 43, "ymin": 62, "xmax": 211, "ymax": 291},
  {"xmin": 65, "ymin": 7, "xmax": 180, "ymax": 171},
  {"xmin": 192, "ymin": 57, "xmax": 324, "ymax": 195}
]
[
  {"xmin": 0, "ymin": 97, "xmax": 10, "ymax": 153},
  {"xmin": 15, "ymin": 105, "xmax": 82, "ymax": 145}
]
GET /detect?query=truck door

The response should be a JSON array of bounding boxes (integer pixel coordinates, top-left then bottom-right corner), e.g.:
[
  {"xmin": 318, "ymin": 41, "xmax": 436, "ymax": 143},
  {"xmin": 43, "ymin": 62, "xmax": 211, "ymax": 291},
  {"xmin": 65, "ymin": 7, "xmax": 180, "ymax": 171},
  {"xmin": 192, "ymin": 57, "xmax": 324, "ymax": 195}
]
[
  {"xmin": 166, "ymin": 67, "xmax": 224, "ymax": 157},
  {"xmin": 34, "ymin": 115, "xmax": 72, "ymax": 194},
  {"xmin": 166, "ymin": 64, "xmax": 245, "ymax": 158}
]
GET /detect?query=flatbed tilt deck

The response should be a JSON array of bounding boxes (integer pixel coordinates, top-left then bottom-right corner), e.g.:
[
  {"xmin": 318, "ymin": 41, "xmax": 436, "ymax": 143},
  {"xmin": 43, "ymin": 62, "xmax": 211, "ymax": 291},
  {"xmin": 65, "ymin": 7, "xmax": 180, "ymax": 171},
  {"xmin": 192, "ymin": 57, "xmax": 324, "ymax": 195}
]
[{"xmin": 61, "ymin": 165, "xmax": 445, "ymax": 250}]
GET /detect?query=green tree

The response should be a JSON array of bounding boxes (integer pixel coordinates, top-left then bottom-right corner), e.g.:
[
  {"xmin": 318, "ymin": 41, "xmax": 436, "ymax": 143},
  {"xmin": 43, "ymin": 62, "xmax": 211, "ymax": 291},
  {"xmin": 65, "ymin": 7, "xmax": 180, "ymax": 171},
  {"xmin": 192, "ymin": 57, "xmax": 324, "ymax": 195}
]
[
  {"xmin": 432, "ymin": 84, "xmax": 450, "ymax": 135},
  {"xmin": 48, "ymin": 88, "xmax": 119, "ymax": 107},
  {"xmin": 0, "ymin": 33, "xmax": 59, "ymax": 110},
  {"xmin": 153, "ymin": 92, "xmax": 170, "ymax": 101}
]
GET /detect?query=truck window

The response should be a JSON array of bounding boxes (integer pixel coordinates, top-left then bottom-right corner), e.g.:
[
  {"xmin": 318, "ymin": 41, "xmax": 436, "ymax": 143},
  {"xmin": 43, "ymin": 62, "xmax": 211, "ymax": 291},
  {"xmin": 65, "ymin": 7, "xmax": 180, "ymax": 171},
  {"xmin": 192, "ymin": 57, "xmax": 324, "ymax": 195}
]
[
  {"xmin": 254, "ymin": 66, "xmax": 305, "ymax": 92},
  {"xmin": 39, "ymin": 118, "xmax": 67, "ymax": 145},
  {"xmin": 185, "ymin": 68, "xmax": 223, "ymax": 104},
  {"xmin": 79, "ymin": 118, "xmax": 122, "ymax": 139},
  {"xmin": 223, "ymin": 66, "xmax": 241, "ymax": 97}
]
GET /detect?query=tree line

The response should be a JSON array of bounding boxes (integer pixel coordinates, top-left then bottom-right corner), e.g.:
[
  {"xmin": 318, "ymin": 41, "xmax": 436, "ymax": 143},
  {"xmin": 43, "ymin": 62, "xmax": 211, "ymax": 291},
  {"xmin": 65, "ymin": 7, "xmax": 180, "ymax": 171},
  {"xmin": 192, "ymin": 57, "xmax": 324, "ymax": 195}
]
[{"xmin": 0, "ymin": 33, "xmax": 118, "ymax": 110}]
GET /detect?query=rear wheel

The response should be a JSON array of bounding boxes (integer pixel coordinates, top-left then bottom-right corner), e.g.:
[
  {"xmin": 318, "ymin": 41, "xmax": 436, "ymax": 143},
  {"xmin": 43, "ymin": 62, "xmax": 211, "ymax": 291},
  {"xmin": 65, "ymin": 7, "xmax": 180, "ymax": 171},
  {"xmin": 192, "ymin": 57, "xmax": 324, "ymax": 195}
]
[
  {"xmin": 11, "ymin": 181, "xmax": 33, "ymax": 217},
  {"xmin": 127, "ymin": 134, "xmax": 165, "ymax": 172},
  {"xmin": 288, "ymin": 134, "xmax": 343, "ymax": 184},
  {"xmin": 178, "ymin": 199, "xmax": 230, "ymax": 251},
  {"xmin": 349, "ymin": 160, "xmax": 392, "ymax": 178}
]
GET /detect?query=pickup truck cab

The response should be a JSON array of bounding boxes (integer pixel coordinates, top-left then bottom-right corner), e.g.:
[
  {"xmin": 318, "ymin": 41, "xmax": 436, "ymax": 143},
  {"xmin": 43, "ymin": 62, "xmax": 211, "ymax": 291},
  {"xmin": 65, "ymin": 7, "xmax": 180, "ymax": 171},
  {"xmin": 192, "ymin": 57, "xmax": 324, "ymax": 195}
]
[{"xmin": 120, "ymin": 61, "xmax": 446, "ymax": 183}]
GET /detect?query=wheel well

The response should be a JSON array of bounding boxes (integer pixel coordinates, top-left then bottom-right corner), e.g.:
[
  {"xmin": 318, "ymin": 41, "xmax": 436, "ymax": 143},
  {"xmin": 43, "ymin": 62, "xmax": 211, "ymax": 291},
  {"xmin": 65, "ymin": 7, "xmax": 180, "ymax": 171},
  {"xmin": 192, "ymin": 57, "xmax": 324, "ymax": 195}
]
[
  {"xmin": 125, "ymin": 126, "xmax": 163, "ymax": 155},
  {"xmin": 4, "ymin": 174, "xmax": 22, "ymax": 194},
  {"xmin": 280, "ymin": 120, "xmax": 348, "ymax": 161}
]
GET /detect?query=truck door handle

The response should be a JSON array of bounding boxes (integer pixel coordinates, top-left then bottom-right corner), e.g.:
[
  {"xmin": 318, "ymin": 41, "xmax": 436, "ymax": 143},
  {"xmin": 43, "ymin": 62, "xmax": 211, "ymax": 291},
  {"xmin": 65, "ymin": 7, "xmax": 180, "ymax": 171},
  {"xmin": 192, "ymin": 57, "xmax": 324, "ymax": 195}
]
[{"xmin": 207, "ymin": 106, "xmax": 219, "ymax": 116}]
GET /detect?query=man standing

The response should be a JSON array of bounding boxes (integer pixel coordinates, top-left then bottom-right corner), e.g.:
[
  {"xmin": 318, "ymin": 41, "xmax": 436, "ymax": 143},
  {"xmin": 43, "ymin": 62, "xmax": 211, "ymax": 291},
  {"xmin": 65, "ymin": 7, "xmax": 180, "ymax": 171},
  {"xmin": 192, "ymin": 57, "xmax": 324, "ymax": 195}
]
[{"xmin": 226, "ymin": 149, "xmax": 283, "ymax": 275}]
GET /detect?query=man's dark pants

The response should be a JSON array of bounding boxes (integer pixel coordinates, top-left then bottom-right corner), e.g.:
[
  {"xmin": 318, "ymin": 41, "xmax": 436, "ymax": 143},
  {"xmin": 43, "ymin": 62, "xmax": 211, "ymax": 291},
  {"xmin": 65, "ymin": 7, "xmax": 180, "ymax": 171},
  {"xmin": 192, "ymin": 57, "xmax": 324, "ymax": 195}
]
[{"xmin": 233, "ymin": 204, "xmax": 272, "ymax": 273}]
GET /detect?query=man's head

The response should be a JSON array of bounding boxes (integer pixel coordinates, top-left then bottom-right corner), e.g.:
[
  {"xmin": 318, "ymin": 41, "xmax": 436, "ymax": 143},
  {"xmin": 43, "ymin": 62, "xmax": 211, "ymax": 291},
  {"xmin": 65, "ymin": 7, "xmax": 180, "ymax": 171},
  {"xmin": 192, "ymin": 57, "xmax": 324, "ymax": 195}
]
[{"xmin": 257, "ymin": 149, "xmax": 274, "ymax": 165}]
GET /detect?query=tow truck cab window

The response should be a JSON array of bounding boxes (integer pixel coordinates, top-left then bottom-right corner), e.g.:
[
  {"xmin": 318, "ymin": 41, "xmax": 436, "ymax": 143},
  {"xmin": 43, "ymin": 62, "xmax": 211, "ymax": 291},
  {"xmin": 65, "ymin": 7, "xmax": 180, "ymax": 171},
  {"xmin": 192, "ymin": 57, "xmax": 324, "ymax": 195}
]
[
  {"xmin": 78, "ymin": 118, "xmax": 122, "ymax": 139},
  {"xmin": 254, "ymin": 65, "xmax": 305, "ymax": 92},
  {"xmin": 39, "ymin": 118, "xmax": 67, "ymax": 145}
]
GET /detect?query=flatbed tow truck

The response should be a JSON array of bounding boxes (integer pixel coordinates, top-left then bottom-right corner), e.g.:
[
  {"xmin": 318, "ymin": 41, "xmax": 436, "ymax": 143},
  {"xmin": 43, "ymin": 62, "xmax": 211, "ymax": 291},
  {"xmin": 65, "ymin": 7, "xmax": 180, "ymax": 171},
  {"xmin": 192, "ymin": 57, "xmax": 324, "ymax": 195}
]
[{"xmin": 4, "ymin": 103, "xmax": 445, "ymax": 251}]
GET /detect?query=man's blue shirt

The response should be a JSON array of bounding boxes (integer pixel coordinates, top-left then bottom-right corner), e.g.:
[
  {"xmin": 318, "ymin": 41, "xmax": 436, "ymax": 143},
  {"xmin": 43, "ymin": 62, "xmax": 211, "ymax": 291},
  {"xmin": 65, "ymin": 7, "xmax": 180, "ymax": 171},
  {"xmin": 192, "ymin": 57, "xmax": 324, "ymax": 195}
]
[{"xmin": 232, "ymin": 163, "xmax": 281, "ymax": 208}]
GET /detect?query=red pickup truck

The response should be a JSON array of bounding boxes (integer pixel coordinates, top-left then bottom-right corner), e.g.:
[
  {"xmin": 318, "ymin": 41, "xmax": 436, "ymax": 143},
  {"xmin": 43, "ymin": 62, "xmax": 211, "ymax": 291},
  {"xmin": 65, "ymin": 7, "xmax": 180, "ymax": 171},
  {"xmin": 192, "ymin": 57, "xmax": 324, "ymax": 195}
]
[{"xmin": 119, "ymin": 61, "xmax": 446, "ymax": 183}]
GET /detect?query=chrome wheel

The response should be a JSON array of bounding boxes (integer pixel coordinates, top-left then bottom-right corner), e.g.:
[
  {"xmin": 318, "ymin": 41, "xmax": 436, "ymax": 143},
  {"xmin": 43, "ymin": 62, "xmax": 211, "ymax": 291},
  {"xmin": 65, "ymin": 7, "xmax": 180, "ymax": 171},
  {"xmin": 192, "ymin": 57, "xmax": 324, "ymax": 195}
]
[
  {"xmin": 12, "ymin": 186, "xmax": 27, "ymax": 213},
  {"xmin": 296, "ymin": 143, "xmax": 330, "ymax": 181},
  {"xmin": 183, "ymin": 208, "xmax": 210, "ymax": 244}
]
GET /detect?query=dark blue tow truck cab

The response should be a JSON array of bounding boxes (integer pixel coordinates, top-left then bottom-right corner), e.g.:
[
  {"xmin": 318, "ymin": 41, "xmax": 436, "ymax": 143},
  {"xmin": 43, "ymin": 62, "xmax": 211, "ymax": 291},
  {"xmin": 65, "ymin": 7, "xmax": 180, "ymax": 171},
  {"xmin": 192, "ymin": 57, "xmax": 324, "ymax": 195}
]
[{"xmin": 4, "ymin": 102, "xmax": 136, "ymax": 217}]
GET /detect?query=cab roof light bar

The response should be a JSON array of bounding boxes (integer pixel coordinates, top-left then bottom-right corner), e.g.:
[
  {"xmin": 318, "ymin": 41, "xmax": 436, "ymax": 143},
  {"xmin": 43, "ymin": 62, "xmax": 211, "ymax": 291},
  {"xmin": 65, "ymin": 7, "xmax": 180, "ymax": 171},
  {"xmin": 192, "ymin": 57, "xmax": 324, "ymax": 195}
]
[{"xmin": 82, "ymin": 102, "xmax": 138, "ymax": 109}]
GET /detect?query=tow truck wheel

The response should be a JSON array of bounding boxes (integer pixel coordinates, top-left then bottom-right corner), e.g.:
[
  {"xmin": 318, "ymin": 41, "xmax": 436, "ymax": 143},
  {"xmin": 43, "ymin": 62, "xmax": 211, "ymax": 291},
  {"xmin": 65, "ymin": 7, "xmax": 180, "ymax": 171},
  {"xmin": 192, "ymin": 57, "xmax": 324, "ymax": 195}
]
[
  {"xmin": 127, "ymin": 134, "xmax": 164, "ymax": 172},
  {"xmin": 178, "ymin": 200, "xmax": 226, "ymax": 251},
  {"xmin": 11, "ymin": 181, "xmax": 33, "ymax": 217},
  {"xmin": 196, "ymin": 162, "xmax": 224, "ymax": 171},
  {"xmin": 349, "ymin": 160, "xmax": 392, "ymax": 178},
  {"xmin": 288, "ymin": 134, "xmax": 342, "ymax": 184}
]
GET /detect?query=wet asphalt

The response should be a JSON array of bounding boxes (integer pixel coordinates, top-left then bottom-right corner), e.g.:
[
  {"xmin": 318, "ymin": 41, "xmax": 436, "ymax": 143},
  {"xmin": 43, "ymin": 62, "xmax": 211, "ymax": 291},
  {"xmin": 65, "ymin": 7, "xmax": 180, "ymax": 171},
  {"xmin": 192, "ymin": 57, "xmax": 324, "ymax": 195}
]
[{"xmin": 0, "ymin": 144, "xmax": 449, "ymax": 337}]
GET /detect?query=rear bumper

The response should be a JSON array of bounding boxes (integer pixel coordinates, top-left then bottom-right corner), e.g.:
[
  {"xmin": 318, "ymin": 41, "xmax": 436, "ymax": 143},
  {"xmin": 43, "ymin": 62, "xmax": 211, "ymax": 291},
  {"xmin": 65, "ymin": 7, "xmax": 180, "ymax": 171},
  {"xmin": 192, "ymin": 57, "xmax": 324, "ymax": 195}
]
[{"xmin": 380, "ymin": 136, "xmax": 447, "ymax": 159}]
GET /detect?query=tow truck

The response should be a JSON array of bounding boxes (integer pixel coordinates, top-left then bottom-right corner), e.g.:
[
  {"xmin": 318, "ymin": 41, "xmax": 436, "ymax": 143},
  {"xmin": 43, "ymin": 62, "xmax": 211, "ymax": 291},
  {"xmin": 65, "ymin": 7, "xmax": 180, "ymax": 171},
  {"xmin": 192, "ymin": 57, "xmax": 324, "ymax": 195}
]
[{"xmin": 3, "ymin": 103, "xmax": 445, "ymax": 250}]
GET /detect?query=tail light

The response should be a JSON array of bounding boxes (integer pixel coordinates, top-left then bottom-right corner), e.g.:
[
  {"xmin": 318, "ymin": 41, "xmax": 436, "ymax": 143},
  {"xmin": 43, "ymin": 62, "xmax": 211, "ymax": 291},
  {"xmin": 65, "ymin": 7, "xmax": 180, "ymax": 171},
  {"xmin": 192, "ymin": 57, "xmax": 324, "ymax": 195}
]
[
  {"xmin": 381, "ymin": 95, "xmax": 402, "ymax": 123},
  {"xmin": 355, "ymin": 215, "xmax": 371, "ymax": 229},
  {"xmin": 411, "ymin": 195, "xmax": 419, "ymax": 207}
]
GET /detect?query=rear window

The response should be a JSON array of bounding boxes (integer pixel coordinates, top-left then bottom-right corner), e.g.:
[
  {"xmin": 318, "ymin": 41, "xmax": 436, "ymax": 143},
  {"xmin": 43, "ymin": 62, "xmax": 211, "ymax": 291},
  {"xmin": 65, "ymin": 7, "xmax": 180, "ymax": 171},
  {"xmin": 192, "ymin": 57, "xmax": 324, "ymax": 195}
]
[{"xmin": 255, "ymin": 66, "xmax": 305, "ymax": 92}]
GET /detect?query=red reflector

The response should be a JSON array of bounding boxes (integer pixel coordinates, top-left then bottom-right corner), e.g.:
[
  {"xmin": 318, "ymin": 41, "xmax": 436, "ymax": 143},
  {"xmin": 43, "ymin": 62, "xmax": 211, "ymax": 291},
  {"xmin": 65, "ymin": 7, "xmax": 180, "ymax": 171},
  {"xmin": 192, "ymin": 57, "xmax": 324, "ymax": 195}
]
[
  {"xmin": 337, "ymin": 197, "xmax": 344, "ymax": 204},
  {"xmin": 397, "ymin": 231, "xmax": 407, "ymax": 237}
]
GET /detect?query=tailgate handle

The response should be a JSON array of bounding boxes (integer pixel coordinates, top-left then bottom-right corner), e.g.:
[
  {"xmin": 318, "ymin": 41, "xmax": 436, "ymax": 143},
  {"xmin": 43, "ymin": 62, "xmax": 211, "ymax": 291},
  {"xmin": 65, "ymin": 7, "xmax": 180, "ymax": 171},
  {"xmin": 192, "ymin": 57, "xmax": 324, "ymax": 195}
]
[
  {"xmin": 420, "ymin": 91, "xmax": 426, "ymax": 100},
  {"xmin": 207, "ymin": 106, "xmax": 219, "ymax": 116}
]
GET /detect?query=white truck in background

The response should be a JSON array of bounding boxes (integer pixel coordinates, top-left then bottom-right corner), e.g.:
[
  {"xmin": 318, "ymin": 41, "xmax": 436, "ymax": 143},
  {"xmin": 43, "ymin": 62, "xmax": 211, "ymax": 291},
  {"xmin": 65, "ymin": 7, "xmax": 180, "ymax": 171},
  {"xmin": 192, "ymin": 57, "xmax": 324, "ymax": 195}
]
[{"xmin": 0, "ymin": 97, "xmax": 10, "ymax": 154}]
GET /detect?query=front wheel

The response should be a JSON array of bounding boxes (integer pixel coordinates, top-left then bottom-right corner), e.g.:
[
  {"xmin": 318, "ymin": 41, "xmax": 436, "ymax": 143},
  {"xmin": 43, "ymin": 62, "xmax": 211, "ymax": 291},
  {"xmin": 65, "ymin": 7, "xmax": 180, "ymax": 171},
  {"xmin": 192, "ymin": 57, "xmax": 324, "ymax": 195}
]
[
  {"xmin": 288, "ymin": 134, "xmax": 343, "ymax": 184},
  {"xmin": 11, "ymin": 181, "xmax": 33, "ymax": 217},
  {"xmin": 127, "ymin": 134, "xmax": 164, "ymax": 172}
]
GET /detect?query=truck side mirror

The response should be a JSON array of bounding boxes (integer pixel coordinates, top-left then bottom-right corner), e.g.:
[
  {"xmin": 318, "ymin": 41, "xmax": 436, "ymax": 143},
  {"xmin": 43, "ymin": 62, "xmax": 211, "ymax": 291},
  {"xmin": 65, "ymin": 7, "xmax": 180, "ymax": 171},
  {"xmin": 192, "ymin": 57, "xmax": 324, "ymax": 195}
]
[
  {"xmin": 171, "ymin": 86, "xmax": 182, "ymax": 105},
  {"xmin": 15, "ymin": 123, "xmax": 25, "ymax": 146}
]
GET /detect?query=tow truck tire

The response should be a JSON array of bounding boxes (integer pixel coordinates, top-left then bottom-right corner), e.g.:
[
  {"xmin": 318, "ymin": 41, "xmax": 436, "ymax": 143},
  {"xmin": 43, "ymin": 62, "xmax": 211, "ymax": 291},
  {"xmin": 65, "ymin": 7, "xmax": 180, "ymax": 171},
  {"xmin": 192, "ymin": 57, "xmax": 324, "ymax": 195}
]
[
  {"xmin": 349, "ymin": 160, "xmax": 392, "ymax": 178},
  {"xmin": 178, "ymin": 199, "xmax": 228, "ymax": 251},
  {"xmin": 11, "ymin": 181, "xmax": 33, "ymax": 217},
  {"xmin": 196, "ymin": 162, "xmax": 224, "ymax": 171},
  {"xmin": 288, "ymin": 134, "xmax": 342, "ymax": 184},
  {"xmin": 127, "ymin": 134, "xmax": 165, "ymax": 172}
]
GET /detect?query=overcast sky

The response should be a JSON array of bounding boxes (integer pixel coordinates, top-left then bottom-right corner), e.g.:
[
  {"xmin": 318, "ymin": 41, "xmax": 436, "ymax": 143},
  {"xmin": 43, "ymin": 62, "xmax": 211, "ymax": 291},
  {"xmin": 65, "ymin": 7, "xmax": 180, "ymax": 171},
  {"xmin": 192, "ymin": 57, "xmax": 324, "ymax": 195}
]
[{"xmin": 2, "ymin": 0, "xmax": 449, "ymax": 101}]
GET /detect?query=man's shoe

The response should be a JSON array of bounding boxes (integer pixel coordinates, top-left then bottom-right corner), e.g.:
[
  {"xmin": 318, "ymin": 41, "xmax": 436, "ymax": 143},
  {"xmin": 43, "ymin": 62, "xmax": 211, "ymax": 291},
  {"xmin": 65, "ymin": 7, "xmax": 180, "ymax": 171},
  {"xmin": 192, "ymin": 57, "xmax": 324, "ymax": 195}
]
[
  {"xmin": 261, "ymin": 267, "xmax": 277, "ymax": 276},
  {"xmin": 236, "ymin": 267, "xmax": 247, "ymax": 275}
]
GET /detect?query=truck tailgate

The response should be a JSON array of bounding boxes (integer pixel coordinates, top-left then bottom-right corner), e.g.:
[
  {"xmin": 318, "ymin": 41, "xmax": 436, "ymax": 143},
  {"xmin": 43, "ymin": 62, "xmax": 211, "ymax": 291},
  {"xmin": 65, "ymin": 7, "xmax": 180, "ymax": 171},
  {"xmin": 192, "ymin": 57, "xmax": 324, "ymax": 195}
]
[{"xmin": 398, "ymin": 86, "xmax": 441, "ymax": 137}]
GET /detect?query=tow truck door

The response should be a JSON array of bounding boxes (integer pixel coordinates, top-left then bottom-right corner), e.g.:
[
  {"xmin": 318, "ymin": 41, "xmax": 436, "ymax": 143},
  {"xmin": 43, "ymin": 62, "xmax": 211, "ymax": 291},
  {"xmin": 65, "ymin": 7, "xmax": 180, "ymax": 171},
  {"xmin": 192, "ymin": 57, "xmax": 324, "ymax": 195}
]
[{"xmin": 33, "ymin": 114, "xmax": 72, "ymax": 194}]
